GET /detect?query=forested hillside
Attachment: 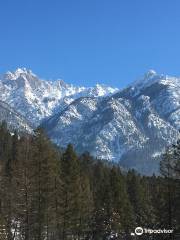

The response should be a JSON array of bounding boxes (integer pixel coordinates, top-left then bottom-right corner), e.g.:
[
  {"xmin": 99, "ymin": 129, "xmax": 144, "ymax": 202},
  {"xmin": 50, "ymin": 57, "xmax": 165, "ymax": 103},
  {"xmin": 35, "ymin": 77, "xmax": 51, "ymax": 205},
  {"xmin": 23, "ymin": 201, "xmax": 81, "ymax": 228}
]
[{"xmin": 0, "ymin": 122, "xmax": 179, "ymax": 240}]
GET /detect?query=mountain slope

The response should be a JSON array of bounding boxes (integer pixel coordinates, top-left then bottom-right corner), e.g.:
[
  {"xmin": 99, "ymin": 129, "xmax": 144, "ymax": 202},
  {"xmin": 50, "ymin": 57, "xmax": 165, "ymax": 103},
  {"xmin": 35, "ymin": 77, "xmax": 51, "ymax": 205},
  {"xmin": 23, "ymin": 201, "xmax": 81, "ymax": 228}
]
[
  {"xmin": 0, "ymin": 100, "xmax": 32, "ymax": 133},
  {"xmin": 0, "ymin": 68, "xmax": 118, "ymax": 126},
  {"xmin": 0, "ymin": 68, "xmax": 179, "ymax": 174},
  {"xmin": 42, "ymin": 71, "xmax": 180, "ymax": 174}
]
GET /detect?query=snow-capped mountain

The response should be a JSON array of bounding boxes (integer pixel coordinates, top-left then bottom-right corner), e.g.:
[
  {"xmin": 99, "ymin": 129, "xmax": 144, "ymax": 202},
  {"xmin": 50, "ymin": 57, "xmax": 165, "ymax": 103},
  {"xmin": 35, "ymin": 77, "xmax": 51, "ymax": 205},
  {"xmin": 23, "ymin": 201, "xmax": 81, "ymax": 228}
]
[
  {"xmin": 42, "ymin": 70, "xmax": 180, "ymax": 174},
  {"xmin": 0, "ymin": 68, "xmax": 118, "ymax": 126},
  {"xmin": 0, "ymin": 68, "xmax": 179, "ymax": 174}
]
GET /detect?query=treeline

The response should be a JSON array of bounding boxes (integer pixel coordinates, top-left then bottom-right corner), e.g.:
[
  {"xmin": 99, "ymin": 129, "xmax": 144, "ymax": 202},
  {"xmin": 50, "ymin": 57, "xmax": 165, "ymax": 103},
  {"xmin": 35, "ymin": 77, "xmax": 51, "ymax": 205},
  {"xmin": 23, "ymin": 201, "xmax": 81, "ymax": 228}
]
[{"xmin": 0, "ymin": 121, "xmax": 179, "ymax": 240}]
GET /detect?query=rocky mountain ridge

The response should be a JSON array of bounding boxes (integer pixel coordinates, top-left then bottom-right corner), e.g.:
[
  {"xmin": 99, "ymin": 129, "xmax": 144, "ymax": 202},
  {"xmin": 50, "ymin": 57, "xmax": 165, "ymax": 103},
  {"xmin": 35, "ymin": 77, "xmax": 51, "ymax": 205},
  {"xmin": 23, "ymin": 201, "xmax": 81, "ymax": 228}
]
[
  {"xmin": 0, "ymin": 68, "xmax": 117, "ymax": 126},
  {"xmin": 42, "ymin": 70, "xmax": 180, "ymax": 174},
  {"xmin": 0, "ymin": 68, "xmax": 179, "ymax": 174}
]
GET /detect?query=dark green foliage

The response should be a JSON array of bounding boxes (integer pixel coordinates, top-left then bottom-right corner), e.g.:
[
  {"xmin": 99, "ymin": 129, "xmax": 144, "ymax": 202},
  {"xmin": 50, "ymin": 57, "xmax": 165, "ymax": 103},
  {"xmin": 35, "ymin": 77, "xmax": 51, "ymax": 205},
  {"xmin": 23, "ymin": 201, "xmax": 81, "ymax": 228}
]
[
  {"xmin": 160, "ymin": 139, "xmax": 180, "ymax": 234},
  {"xmin": 0, "ymin": 122, "xmax": 179, "ymax": 239}
]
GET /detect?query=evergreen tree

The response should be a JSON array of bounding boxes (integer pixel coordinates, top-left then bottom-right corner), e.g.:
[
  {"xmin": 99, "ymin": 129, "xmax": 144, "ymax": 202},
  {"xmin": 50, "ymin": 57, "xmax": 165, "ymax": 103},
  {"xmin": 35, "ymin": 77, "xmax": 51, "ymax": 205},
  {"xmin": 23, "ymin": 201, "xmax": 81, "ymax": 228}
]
[
  {"xmin": 29, "ymin": 128, "xmax": 60, "ymax": 240},
  {"xmin": 127, "ymin": 170, "xmax": 155, "ymax": 228},
  {"xmin": 160, "ymin": 146, "xmax": 177, "ymax": 232},
  {"xmin": 0, "ymin": 121, "xmax": 179, "ymax": 240},
  {"xmin": 91, "ymin": 161, "xmax": 112, "ymax": 239},
  {"xmin": 60, "ymin": 144, "xmax": 82, "ymax": 240},
  {"xmin": 0, "ymin": 122, "xmax": 17, "ymax": 240},
  {"xmin": 160, "ymin": 139, "xmax": 180, "ymax": 233},
  {"xmin": 109, "ymin": 167, "xmax": 134, "ymax": 235}
]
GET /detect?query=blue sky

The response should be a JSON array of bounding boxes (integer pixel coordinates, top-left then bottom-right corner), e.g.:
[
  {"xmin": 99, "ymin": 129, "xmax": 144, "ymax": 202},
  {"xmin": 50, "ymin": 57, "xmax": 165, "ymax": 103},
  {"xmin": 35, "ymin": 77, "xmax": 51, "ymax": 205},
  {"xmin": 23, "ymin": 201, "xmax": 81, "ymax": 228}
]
[{"xmin": 0, "ymin": 0, "xmax": 180, "ymax": 87}]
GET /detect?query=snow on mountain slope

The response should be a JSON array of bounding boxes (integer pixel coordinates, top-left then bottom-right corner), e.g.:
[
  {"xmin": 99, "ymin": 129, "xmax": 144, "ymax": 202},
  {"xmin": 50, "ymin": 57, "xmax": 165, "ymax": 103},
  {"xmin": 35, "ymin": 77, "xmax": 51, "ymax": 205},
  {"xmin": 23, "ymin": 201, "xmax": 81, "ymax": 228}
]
[
  {"xmin": 42, "ymin": 70, "xmax": 180, "ymax": 174},
  {"xmin": 129, "ymin": 70, "xmax": 180, "ymax": 127},
  {"xmin": 0, "ymin": 68, "xmax": 179, "ymax": 174},
  {"xmin": 0, "ymin": 100, "xmax": 32, "ymax": 133},
  {"xmin": 0, "ymin": 68, "xmax": 118, "ymax": 126}
]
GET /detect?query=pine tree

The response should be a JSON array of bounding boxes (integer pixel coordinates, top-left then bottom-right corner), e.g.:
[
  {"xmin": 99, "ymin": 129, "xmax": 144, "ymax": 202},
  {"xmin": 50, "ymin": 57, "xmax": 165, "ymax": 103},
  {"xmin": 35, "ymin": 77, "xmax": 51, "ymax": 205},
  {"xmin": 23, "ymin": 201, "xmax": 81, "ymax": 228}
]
[
  {"xmin": 29, "ymin": 128, "xmax": 60, "ymax": 240},
  {"xmin": 127, "ymin": 170, "xmax": 154, "ymax": 228},
  {"xmin": 109, "ymin": 167, "xmax": 134, "ymax": 236},
  {"xmin": 91, "ymin": 161, "xmax": 112, "ymax": 239},
  {"xmin": 173, "ymin": 140, "xmax": 180, "ymax": 232},
  {"xmin": 78, "ymin": 152, "xmax": 94, "ymax": 238},
  {"xmin": 160, "ymin": 139, "xmax": 180, "ymax": 233},
  {"xmin": 60, "ymin": 144, "xmax": 82, "ymax": 240},
  {"xmin": 12, "ymin": 134, "xmax": 34, "ymax": 240},
  {"xmin": 160, "ymin": 147, "xmax": 177, "ymax": 233},
  {"xmin": 78, "ymin": 170, "xmax": 94, "ymax": 239},
  {"xmin": 0, "ymin": 122, "xmax": 17, "ymax": 240}
]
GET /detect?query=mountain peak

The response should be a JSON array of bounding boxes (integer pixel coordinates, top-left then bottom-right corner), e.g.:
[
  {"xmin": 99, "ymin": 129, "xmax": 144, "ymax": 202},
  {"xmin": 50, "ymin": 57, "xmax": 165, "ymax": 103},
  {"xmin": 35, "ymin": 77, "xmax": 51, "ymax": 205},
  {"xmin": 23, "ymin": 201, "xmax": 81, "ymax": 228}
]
[
  {"xmin": 4, "ymin": 68, "xmax": 36, "ymax": 80},
  {"xmin": 129, "ymin": 70, "xmax": 161, "ymax": 92},
  {"xmin": 14, "ymin": 67, "xmax": 36, "ymax": 77},
  {"xmin": 15, "ymin": 67, "xmax": 28, "ymax": 73},
  {"xmin": 144, "ymin": 69, "xmax": 157, "ymax": 79}
]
